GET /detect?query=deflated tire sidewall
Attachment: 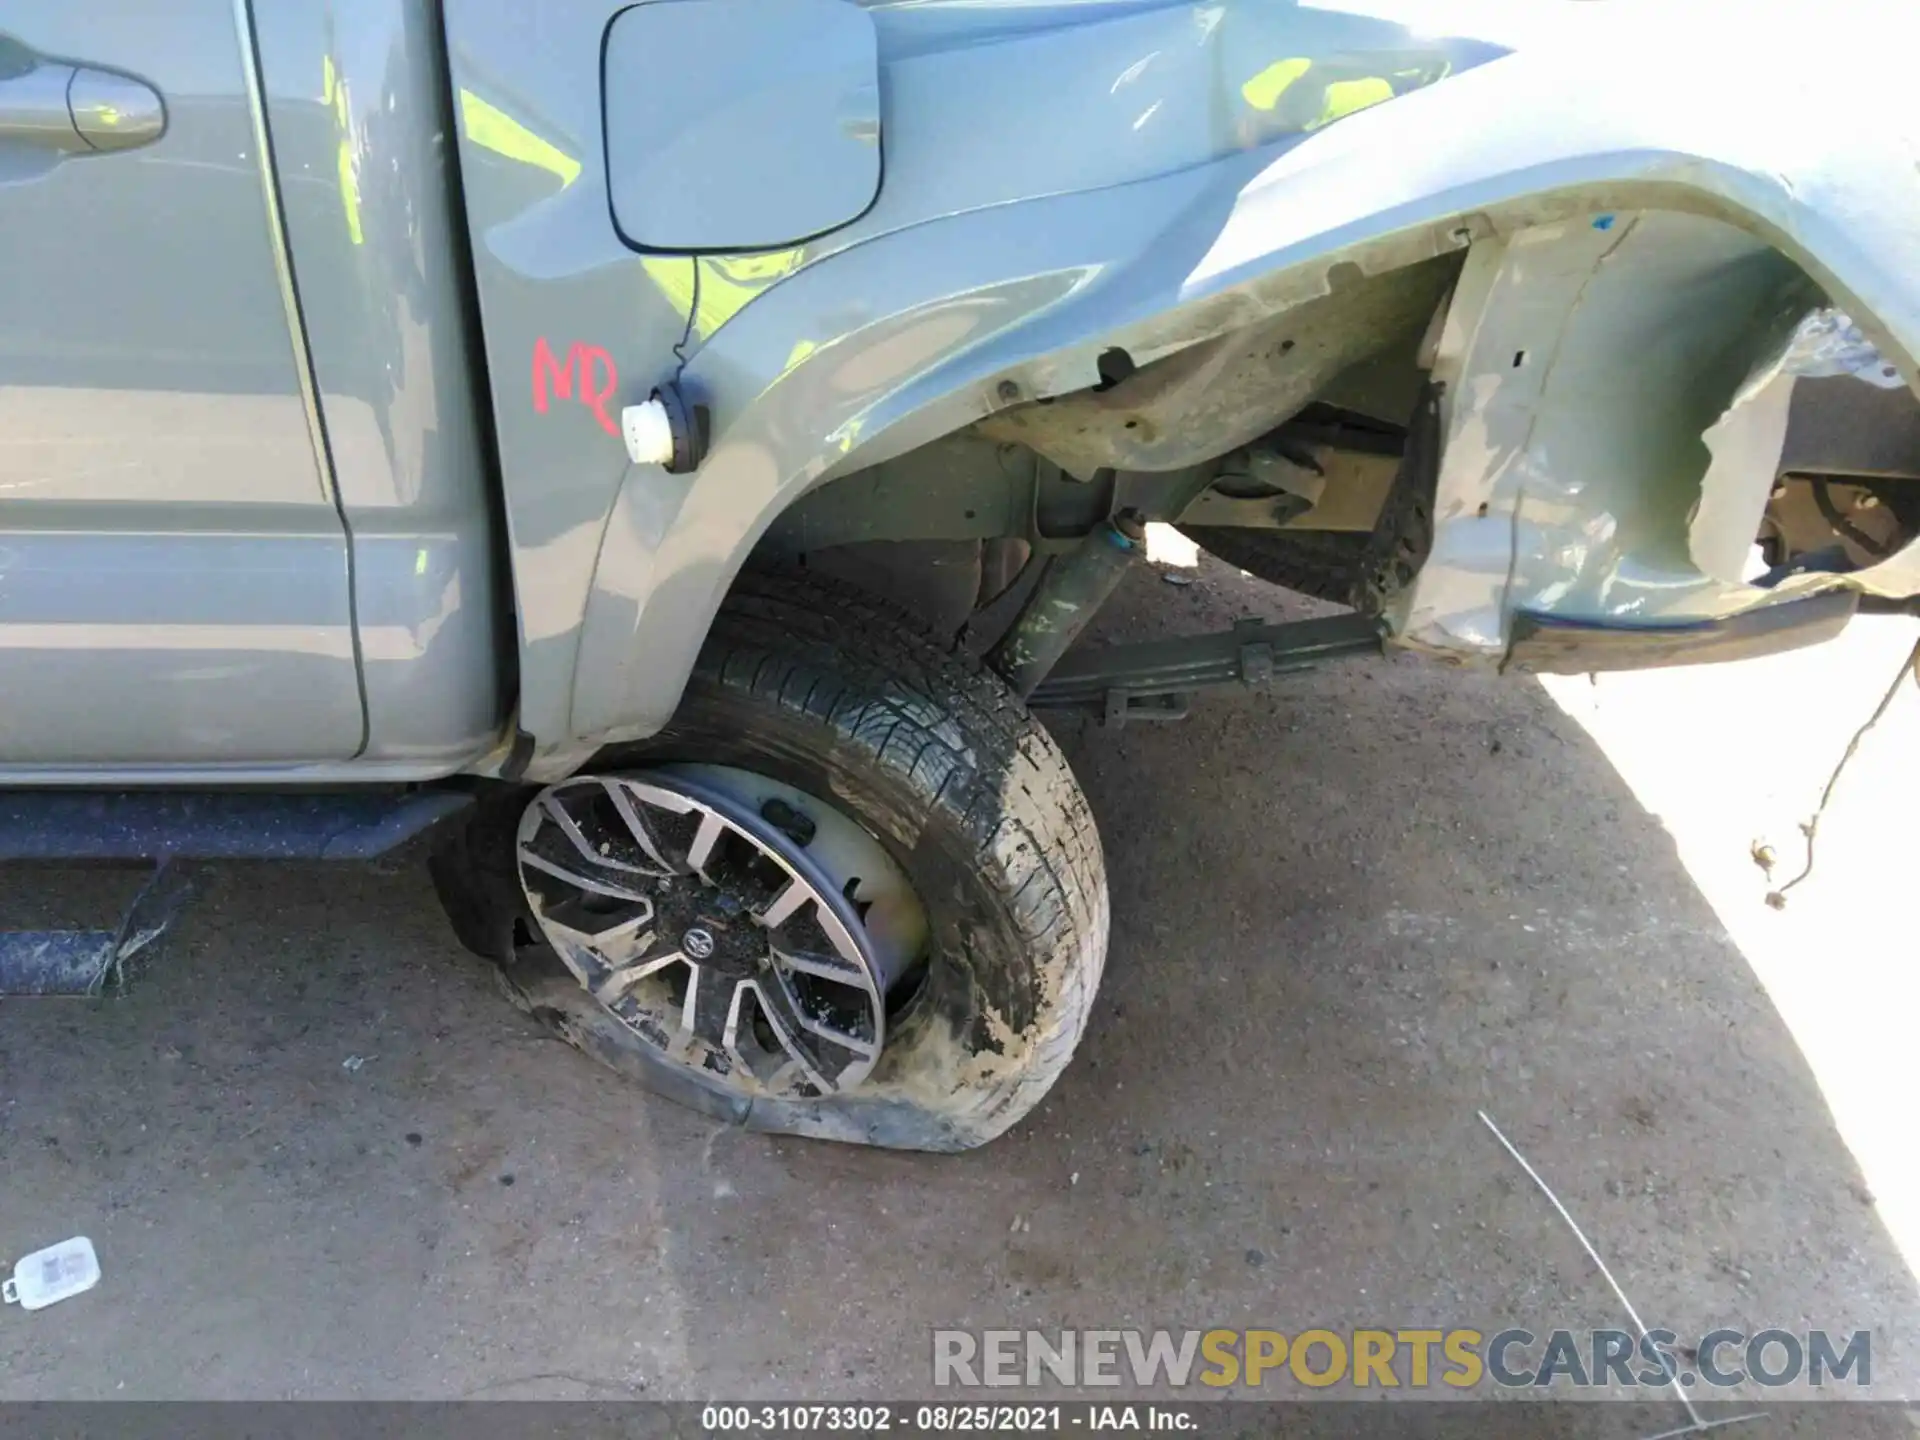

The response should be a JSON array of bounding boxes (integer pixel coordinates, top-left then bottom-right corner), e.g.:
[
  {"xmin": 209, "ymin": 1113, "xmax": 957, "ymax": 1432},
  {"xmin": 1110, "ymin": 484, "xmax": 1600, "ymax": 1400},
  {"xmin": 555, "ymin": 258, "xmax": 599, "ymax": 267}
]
[
  {"xmin": 649, "ymin": 686, "xmax": 1096, "ymax": 1148},
  {"xmin": 506, "ymin": 571, "xmax": 1110, "ymax": 1152}
]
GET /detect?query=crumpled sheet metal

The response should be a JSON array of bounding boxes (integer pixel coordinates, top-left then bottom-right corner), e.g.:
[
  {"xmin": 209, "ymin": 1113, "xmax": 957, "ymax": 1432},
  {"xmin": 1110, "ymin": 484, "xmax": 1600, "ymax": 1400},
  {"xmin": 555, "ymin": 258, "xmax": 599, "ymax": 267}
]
[
  {"xmin": 1694, "ymin": 309, "xmax": 1904, "ymax": 582},
  {"xmin": 1389, "ymin": 211, "xmax": 1920, "ymax": 667}
]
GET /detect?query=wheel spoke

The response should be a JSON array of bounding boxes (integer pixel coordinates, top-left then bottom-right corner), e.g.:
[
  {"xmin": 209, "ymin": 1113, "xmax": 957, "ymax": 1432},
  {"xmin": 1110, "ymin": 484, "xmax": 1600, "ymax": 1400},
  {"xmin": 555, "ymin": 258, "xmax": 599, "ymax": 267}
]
[
  {"xmin": 539, "ymin": 903, "xmax": 656, "ymax": 986},
  {"xmin": 769, "ymin": 942, "xmax": 864, "ymax": 985},
  {"xmin": 794, "ymin": 1011, "xmax": 878, "ymax": 1059},
  {"xmin": 738, "ymin": 979, "xmax": 833, "ymax": 1091},
  {"xmin": 534, "ymin": 921, "xmax": 602, "ymax": 990},
  {"xmin": 519, "ymin": 847, "xmax": 655, "ymax": 905},
  {"xmin": 605, "ymin": 783, "xmax": 687, "ymax": 876},
  {"xmin": 590, "ymin": 907, "xmax": 658, "ymax": 966},
  {"xmin": 763, "ymin": 965, "xmax": 877, "ymax": 1060},
  {"xmin": 539, "ymin": 794, "xmax": 656, "ymax": 881},
  {"xmin": 665, "ymin": 964, "xmax": 703, "ymax": 1061},
  {"xmin": 594, "ymin": 946, "xmax": 682, "ymax": 1005},
  {"xmin": 756, "ymin": 879, "xmax": 811, "ymax": 929},
  {"xmin": 521, "ymin": 792, "xmax": 660, "ymax": 902},
  {"xmin": 685, "ymin": 810, "xmax": 728, "ymax": 877},
  {"xmin": 670, "ymin": 962, "xmax": 741, "ymax": 1063},
  {"xmin": 720, "ymin": 982, "xmax": 764, "ymax": 1082}
]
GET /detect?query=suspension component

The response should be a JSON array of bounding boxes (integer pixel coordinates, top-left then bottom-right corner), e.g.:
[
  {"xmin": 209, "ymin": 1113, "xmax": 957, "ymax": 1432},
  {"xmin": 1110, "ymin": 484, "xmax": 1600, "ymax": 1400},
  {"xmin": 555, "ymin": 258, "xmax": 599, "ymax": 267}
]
[{"xmin": 988, "ymin": 510, "xmax": 1145, "ymax": 696}]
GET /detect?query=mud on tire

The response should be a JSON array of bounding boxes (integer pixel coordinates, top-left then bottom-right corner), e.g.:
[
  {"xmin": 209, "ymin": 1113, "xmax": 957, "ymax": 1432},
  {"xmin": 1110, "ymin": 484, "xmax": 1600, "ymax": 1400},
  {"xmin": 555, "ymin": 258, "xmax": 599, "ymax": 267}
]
[{"xmin": 430, "ymin": 570, "xmax": 1109, "ymax": 1152}]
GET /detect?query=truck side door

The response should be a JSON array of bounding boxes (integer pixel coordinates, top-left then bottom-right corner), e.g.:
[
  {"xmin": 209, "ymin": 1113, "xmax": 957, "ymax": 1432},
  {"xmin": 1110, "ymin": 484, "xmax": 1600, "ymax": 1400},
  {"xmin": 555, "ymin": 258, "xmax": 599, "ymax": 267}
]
[{"xmin": 0, "ymin": 3, "xmax": 363, "ymax": 769}]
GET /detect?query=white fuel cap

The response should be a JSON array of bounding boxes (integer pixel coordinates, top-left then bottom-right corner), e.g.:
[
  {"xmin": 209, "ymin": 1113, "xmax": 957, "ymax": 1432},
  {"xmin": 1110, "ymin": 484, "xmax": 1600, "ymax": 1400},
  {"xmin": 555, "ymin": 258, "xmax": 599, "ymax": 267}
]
[
  {"xmin": 620, "ymin": 382, "xmax": 707, "ymax": 473},
  {"xmin": 621, "ymin": 396, "xmax": 676, "ymax": 467}
]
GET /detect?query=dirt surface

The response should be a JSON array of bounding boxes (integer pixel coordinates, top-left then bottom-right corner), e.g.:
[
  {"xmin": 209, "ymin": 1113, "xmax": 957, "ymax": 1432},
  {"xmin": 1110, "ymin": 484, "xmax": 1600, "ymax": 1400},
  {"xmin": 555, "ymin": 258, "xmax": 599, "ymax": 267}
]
[{"xmin": 3, "ymin": 559, "xmax": 1918, "ymax": 1408}]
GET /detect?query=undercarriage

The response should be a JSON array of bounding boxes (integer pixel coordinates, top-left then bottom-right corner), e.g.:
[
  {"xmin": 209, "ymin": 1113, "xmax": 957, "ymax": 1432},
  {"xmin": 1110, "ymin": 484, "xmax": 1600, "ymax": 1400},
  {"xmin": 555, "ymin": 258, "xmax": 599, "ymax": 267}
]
[{"xmin": 763, "ymin": 212, "xmax": 1920, "ymax": 719}]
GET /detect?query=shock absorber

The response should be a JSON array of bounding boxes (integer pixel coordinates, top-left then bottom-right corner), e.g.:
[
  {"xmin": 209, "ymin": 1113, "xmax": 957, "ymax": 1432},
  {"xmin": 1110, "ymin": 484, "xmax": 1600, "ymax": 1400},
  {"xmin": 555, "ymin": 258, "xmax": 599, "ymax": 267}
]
[{"xmin": 987, "ymin": 510, "xmax": 1146, "ymax": 697}]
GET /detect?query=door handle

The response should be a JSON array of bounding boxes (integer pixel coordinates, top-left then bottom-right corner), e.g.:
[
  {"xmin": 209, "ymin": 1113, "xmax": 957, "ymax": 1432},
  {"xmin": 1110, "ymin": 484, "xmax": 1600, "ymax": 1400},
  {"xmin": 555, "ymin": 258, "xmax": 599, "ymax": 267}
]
[{"xmin": 0, "ymin": 61, "xmax": 163, "ymax": 153}]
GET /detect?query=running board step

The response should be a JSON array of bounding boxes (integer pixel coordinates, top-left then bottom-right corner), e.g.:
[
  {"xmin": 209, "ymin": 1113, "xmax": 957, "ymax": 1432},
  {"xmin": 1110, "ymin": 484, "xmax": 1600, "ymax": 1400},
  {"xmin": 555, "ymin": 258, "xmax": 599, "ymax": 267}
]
[
  {"xmin": 0, "ymin": 788, "xmax": 475, "ymax": 996},
  {"xmin": 0, "ymin": 788, "xmax": 473, "ymax": 862}
]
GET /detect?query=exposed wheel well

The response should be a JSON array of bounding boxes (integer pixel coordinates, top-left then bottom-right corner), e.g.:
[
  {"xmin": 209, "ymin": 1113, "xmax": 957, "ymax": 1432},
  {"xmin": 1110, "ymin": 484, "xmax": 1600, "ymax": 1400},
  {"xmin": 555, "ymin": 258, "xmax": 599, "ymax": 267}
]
[{"xmin": 747, "ymin": 208, "xmax": 1920, "ymax": 647}]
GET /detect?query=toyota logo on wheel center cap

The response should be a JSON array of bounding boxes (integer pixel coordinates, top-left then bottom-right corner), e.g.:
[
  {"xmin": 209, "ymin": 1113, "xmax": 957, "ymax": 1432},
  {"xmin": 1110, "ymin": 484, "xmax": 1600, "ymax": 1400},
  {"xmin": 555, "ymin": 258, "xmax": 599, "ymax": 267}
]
[{"xmin": 682, "ymin": 927, "xmax": 716, "ymax": 960}]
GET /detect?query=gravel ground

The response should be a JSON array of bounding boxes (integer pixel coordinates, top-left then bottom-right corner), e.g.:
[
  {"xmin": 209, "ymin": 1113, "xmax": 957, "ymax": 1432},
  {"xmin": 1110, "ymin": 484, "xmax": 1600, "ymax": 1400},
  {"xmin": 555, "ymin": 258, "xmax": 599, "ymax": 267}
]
[{"xmin": 3, "ymin": 558, "xmax": 1917, "ymax": 1421}]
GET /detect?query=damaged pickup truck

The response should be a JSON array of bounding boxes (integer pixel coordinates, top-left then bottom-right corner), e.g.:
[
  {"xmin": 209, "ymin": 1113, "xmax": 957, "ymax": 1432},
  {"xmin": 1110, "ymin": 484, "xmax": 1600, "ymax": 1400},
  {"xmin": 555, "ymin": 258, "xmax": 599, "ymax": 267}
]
[{"xmin": 4, "ymin": 0, "xmax": 1917, "ymax": 1149}]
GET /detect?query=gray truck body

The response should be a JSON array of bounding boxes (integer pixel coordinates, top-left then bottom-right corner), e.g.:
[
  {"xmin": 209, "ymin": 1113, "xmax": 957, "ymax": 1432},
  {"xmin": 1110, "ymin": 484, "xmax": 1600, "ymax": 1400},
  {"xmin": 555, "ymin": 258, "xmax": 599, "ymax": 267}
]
[{"xmin": 2, "ymin": 0, "xmax": 1916, "ymax": 783}]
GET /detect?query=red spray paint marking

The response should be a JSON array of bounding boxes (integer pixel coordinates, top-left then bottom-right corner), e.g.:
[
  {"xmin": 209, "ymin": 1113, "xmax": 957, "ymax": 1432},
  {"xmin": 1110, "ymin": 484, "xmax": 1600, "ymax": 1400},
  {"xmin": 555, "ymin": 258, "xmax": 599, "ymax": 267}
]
[{"xmin": 531, "ymin": 337, "xmax": 619, "ymax": 436}]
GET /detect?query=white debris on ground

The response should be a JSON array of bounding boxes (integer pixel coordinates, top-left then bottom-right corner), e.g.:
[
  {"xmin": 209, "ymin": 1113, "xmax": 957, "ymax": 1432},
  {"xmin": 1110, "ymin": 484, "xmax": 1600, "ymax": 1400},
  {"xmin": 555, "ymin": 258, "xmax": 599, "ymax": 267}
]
[{"xmin": 4, "ymin": 1236, "xmax": 100, "ymax": 1313}]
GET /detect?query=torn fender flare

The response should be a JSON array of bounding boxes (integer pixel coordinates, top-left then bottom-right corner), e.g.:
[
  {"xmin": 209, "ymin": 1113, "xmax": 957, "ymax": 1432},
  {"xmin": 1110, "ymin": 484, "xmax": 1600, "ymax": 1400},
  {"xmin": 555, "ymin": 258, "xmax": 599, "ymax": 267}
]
[{"xmin": 1504, "ymin": 588, "xmax": 1858, "ymax": 676}]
